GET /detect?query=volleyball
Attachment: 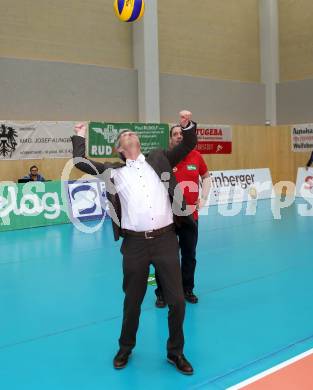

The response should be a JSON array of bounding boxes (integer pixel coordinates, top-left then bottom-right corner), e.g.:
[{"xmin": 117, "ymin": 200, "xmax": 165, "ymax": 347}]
[{"xmin": 113, "ymin": 0, "xmax": 145, "ymax": 22}]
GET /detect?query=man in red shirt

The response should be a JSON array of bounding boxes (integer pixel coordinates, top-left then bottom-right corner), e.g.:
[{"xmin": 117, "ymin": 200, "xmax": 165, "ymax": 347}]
[{"xmin": 155, "ymin": 117, "xmax": 211, "ymax": 306}]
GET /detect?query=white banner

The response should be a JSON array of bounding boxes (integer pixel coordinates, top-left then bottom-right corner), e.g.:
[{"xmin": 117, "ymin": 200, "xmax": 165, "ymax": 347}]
[
  {"xmin": 0, "ymin": 121, "xmax": 74, "ymax": 160},
  {"xmin": 65, "ymin": 179, "xmax": 108, "ymax": 221},
  {"xmin": 291, "ymin": 124, "xmax": 313, "ymax": 152},
  {"xmin": 205, "ymin": 168, "xmax": 273, "ymax": 205},
  {"xmin": 296, "ymin": 167, "xmax": 313, "ymax": 198}
]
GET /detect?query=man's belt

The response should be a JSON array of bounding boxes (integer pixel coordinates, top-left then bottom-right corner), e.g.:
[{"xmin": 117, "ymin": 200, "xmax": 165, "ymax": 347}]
[{"xmin": 121, "ymin": 223, "xmax": 175, "ymax": 239}]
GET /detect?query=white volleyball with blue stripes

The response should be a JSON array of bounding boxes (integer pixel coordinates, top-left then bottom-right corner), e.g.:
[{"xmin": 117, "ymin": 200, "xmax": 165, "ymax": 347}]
[{"xmin": 113, "ymin": 0, "xmax": 145, "ymax": 22}]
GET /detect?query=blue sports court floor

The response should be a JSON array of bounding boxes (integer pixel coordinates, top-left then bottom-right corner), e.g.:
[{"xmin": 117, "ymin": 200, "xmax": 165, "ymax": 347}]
[{"xmin": 1, "ymin": 198, "xmax": 313, "ymax": 389}]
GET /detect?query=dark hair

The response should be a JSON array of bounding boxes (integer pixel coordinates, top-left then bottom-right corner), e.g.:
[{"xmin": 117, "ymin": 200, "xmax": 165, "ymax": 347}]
[
  {"xmin": 30, "ymin": 165, "xmax": 38, "ymax": 171},
  {"xmin": 170, "ymin": 124, "xmax": 181, "ymax": 138}
]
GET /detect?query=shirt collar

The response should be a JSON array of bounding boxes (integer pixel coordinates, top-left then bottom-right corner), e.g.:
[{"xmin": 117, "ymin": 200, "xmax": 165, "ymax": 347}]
[{"xmin": 126, "ymin": 153, "xmax": 145, "ymax": 167}]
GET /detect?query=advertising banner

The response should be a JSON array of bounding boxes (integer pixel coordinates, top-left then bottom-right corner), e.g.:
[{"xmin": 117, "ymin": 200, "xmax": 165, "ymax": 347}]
[
  {"xmin": 0, "ymin": 179, "xmax": 108, "ymax": 232},
  {"xmin": 0, "ymin": 121, "xmax": 74, "ymax": 160},
  {"xmin": 0, "ymin": 181, "xmax": 69, "ymax": 231},
  {"xmin": 206, "ymin": 168, "xmax": 273, "ymax": 205},
  {"xmin": 196, "ymin": 125, "xmax": 232, "ymax": 154},
  {"xmin": 291, "ymin": 124, "xmax": 313, "ymax": 152},
  {"xmin": 88, "ymin": 122, "xmax": 169, "ymax": 158},
  {"xmin": 65, "ymin": 179, "xmax": 108, "ymax": 221},
  {"xmin": 296, "ymin": 167, "xmax": 313, "ymax": 198}
]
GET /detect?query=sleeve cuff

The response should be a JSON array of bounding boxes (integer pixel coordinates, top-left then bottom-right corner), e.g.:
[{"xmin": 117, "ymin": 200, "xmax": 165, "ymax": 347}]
[{"xmin": 181, "ymin": 121, "xmax": 195, "ymax": 131}]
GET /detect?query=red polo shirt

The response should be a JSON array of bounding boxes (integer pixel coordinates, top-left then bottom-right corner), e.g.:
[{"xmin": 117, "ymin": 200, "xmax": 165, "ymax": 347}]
[{"xmin": 173, "ymin": 149, "xmax": 208, "ymax": 220}]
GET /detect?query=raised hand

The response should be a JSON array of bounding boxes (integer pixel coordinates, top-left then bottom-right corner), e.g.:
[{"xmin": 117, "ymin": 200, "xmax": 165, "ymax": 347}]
[
  {"xmin": 74, "ymin": 122, "xmax": 88, "ymax": 138},
  {"xmin": 179, "ymin": 110, "xmax": 192, "ymax": 128}
]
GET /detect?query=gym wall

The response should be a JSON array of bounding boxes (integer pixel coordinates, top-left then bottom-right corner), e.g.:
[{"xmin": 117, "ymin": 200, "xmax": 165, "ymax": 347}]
[
  {"xmin": 277, "ymin": 0, "xmax": 313, "ymax": 123},
  {"xmin": 158, "ymin": 0, "xmax": 265, "ymax": 125},
  {"xmin": 158, "ymin": 0, "xmax": 260, "ymax": 82},
  {"xmin": 0, "ymin": 0, "xmax": 133, "ymax": 68},
  {"xmin": 0, "ymin": 0, "xmax": 265, "ymax": 125},
  {"xmin": 0, "ymin": 125, "xmax": 308, "ymax": 185}
]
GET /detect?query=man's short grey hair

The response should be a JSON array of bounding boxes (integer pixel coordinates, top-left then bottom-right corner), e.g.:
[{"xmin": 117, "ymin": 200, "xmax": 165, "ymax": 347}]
[{"xmin": 115, "ymin": 129, "xmax": 132, "ymax": 150}]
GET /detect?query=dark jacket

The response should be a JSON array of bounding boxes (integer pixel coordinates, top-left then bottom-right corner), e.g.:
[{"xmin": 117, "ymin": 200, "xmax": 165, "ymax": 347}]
[
  {"xmin": 306, "ymin": 151, "xmax": 313, "ymax": 168},
  {"xmin": 71, "ymin": 122, "xmax": 197, "ymax": 241},
  {"xmin": 23, "ymin": 174, "xmax": 45, "ymax": 182}
]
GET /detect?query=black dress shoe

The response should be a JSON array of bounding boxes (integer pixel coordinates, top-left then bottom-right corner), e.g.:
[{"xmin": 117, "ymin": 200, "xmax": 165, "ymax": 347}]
[
  {"xmin": 155, "ymin": 294, "xmax": 166, "ymax": 308},
  {"xmin": 167, "ymin": 353, "xmax": 194, "ymax": 375},
  {"xmin": 113, "ymin": 350, "xmax": 131, "ymax": 369},
  {"xmin": 184, "ymin": 290, "xmax": 198, "ymax": 304}
]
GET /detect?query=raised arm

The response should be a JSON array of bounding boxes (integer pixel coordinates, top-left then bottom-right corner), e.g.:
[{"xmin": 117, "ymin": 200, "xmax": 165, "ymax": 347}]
[
  {"xmin": 71, "ymin": 123, "xmax": 118, "ymax": 175},
  {"xmin": 165, "ymin": 112, "xmax": 197, "ymax": 168},
  {"xmin": 306, "ymin": 151, "xmax": 313, "ymax": 170}
]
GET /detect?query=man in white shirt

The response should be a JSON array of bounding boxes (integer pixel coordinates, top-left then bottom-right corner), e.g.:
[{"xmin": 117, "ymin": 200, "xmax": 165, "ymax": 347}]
[{"xmin": 71, "ymin": 112, "xmax": 197, "ymax": 375}]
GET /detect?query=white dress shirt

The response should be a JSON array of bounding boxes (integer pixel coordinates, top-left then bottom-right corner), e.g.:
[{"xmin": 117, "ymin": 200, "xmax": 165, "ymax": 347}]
[{"xmin": 112, "ymin": 154, "xmax": 173, "ymax": 231}]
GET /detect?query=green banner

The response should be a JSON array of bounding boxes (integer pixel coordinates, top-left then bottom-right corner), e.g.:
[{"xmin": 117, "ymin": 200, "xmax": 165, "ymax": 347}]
[
  {"xmin": 0, "ymin": 181, "xmax": 69, "ymax": 232},
  {"xmin": 148, "ymin": 273, "xmax": 156, "ymax": 286},
  {"xmin": 88, "ymin": 122, "xmax": 169, "ymax": 158}
]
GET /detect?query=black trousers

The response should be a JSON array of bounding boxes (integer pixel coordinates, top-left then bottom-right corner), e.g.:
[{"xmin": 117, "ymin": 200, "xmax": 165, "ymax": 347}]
[
  {"xmin": 118, "ymin": 229, "xmax": 185, "ymax": 356},
  {"xmin": 155, "ymin": 220, "xmax": 199, "ymax": 295}
]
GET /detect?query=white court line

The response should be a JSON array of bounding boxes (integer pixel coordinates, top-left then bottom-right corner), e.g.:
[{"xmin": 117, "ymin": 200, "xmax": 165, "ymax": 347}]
[{"xmin": 226, "ymin": 348, "xmax": 313, "ymax": 389}]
